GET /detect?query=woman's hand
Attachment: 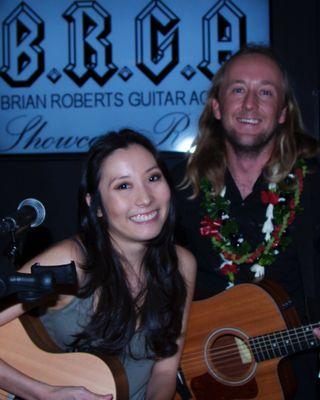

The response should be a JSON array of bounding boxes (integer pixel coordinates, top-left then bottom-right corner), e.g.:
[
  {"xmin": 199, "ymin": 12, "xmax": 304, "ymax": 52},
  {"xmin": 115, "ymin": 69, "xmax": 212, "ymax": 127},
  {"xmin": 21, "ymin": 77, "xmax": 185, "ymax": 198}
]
[{"xmin": 46, "ymin": 385, "xmax": 113, "ymax": 400}]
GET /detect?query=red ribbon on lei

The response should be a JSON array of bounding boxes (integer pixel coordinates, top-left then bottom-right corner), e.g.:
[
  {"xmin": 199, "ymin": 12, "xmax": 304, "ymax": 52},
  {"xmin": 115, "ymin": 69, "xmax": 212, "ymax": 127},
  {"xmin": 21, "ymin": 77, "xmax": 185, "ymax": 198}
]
[
  {"xmin": 200, "ymin": 216, "xmax": 222, "ymax": 239},
  {"xmin": 261, "ymin": 190, "xmax": 280, "ymax": 205}
]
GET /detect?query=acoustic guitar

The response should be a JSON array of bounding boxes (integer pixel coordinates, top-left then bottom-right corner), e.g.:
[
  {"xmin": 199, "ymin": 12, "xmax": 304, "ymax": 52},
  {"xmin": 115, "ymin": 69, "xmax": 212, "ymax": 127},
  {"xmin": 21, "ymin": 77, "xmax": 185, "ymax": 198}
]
[
  {"xmin": 0, "ymin": 313, "xmax": 128, "ymax": 400},
  {"xmin": 177, "ymin": 280, "xmax": 320, "ymax": 400}
]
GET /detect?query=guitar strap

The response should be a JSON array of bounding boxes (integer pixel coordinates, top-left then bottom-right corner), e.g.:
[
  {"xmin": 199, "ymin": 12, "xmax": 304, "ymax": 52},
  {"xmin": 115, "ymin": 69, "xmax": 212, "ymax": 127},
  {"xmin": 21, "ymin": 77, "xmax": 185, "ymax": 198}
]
[{"xmin": 176, "ymin": 368, "xmax": 193, "ymax": 400}]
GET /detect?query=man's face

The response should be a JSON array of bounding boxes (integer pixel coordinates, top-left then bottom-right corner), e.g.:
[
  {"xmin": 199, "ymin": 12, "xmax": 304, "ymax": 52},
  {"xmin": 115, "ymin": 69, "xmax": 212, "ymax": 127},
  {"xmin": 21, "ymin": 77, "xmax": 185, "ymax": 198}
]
[{"xmin": 212, "ymin": 54, "xmax": 287, "ymax": 154}]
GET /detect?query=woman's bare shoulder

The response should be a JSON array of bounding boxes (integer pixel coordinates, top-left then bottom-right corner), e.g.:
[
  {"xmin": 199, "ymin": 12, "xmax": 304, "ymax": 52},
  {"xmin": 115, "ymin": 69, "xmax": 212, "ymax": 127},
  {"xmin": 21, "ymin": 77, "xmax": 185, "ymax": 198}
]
[
  {"xmin": 175, "ymin": 244, "xmax": 197, "ymax": 281},
  {"xmin": 19, "ymin": 236, "xmax": 85, "ymax": 273}
]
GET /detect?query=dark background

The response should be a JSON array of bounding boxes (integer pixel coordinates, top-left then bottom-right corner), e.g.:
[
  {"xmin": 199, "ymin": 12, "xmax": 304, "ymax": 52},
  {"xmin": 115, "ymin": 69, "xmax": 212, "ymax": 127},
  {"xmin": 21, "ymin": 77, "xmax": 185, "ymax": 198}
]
[{"xmin": 0, "ymin": 0, "xmax": 319, "ymax": 268}]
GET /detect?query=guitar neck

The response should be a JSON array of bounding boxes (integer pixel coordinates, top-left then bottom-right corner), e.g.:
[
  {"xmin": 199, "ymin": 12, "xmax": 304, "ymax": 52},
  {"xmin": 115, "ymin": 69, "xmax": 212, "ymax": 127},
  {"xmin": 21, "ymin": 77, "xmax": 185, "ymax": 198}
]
[{"xmin": 250, "ymin": 322, "xmax": 320, "ymax": 362}]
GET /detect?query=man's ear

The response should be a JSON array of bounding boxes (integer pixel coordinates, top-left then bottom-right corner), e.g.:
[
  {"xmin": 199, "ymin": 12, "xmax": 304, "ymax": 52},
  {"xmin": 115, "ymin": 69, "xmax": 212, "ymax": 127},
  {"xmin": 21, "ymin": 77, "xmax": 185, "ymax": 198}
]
[
  {"xmin": 212, "ymin": 98, "xmax": 222, "ymax": 120},
  {"xmin": 85, "ymin": 193, "xmax": 91, "ymax": 207},
  {"xmin": 278, "ymin": 106, "xmax": 287, "ymax": 124},
  {"xmin": 86, "ymin": 193, "xmax": 102, "ymax": 217}
]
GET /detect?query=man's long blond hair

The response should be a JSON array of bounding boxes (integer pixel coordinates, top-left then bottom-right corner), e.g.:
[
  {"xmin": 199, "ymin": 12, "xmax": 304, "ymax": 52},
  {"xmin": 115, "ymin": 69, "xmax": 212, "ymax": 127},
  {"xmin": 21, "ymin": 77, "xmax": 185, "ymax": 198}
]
[{"xmin": 186, "ymin": 45, "xmax": 319, "ymax": 196}]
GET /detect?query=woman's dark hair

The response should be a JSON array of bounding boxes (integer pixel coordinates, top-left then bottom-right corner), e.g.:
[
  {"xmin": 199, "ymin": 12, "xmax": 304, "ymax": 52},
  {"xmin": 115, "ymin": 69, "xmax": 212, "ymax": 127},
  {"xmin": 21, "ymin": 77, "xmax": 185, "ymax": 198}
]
[{"xmin": 74, "ymin": 128, "xmax": 186, "ymax": 358}]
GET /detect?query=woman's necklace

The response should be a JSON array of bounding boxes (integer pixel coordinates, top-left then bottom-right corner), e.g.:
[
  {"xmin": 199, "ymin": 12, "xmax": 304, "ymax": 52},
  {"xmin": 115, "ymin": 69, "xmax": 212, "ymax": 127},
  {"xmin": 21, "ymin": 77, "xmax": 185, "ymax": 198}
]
[{"xmin": 200, "ymin": 159, "xmax": 307, "ymax": 288}]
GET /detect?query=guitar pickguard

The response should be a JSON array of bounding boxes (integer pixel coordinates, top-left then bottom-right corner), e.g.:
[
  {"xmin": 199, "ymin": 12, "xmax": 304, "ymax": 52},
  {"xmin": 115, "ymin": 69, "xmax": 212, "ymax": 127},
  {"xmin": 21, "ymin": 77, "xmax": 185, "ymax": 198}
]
[{"xmin": 191, "ymin": 372, "xmax": 258, "ymax": 400}]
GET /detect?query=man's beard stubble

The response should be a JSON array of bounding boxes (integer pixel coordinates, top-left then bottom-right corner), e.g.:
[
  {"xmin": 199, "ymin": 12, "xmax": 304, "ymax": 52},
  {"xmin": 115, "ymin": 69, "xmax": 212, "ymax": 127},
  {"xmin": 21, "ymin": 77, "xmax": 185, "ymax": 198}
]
[{"xmin": 221, "ymin": 123, "xmax": 281, "ymax": 158}]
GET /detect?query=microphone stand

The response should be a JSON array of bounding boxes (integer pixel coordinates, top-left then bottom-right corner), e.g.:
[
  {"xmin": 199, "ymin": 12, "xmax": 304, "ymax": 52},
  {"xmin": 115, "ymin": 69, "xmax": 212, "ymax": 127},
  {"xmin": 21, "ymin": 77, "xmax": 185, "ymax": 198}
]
[
  {"xmin": 5, "ymin": 230, "xmax": 20, "ymax": 268},
  {"xmin": 0, "ymin": 262, "xmax": 77, "ymax": 400},
  {"xmin": 0, "ymin": 262, "xmax": 77, "ymax": 302}
]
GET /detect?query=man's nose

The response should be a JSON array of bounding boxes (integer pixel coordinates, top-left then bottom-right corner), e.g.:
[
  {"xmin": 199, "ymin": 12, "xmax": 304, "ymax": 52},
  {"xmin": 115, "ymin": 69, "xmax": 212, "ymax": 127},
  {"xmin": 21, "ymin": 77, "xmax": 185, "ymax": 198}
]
[{"xmin": 243, "ymin": 90, "xmax": 258, "ymax": 111}]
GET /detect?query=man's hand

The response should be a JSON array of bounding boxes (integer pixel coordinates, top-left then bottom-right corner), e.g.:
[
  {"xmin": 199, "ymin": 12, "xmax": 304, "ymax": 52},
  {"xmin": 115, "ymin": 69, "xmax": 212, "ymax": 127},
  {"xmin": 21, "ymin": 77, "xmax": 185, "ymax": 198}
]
[{"xmin": 313, "ymin": 327, "xmax": 320, "ymax": 339}]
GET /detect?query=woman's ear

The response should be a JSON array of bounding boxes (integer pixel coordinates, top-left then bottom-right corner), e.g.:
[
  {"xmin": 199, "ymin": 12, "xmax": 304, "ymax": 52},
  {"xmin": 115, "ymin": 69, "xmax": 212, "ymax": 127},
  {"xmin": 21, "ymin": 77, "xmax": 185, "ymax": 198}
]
[
  {"xmin": 85, "ymin": 193, "xmax": 91, "ymax": 207},
  {"xmin": 86, "ymin": 193, "xmax": 103, "ymax": 217}
]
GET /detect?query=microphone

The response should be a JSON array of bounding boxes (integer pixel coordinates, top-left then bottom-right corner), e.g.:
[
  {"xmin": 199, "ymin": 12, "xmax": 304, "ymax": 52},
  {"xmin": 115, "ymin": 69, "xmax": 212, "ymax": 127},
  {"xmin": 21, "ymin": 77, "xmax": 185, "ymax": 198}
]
[{"xmin": 0, "ymin": 198, "xmax": 46, "ymax": 235}]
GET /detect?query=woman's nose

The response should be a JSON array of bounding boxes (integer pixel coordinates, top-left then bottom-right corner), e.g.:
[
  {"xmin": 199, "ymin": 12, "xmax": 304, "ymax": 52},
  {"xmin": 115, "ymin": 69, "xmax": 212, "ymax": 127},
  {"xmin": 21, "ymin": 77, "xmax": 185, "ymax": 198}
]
[{"xmin": 135, "ymin": 186, "xmax": 152, "ymax": 206}]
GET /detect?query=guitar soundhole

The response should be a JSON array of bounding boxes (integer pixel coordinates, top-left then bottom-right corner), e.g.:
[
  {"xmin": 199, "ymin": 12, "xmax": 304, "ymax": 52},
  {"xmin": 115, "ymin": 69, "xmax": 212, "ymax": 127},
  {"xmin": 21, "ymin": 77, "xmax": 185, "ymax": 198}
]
[{"xmin": 204, "ymin": 328, "xmax": 257, "ymax": 386}]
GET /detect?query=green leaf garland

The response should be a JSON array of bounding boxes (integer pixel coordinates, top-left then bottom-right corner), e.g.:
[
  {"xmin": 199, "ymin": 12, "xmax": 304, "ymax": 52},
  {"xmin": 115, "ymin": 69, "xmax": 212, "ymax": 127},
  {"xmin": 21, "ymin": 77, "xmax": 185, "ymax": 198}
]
[{"xmin": 200, "ymin": 160, "xmax": 307, "ymax": 283}]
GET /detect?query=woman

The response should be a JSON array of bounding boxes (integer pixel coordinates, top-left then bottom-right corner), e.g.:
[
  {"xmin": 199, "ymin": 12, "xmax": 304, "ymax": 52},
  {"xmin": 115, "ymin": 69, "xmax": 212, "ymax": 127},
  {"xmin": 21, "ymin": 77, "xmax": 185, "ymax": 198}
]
[{"xmin": 0, "ymin": 129, "xmax": 196, "ymax": 400}]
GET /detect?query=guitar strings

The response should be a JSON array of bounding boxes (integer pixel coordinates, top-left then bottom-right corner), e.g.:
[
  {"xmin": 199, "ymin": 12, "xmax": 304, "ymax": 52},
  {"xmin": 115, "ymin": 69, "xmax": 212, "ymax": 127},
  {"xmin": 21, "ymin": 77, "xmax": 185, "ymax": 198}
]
[
  {"xmin": 182, "ymin": 331, "xmax": 319, "ymax": 365},
  {"xmin": 182, "ymin": 329, "xmax": 319, "ymax": 366},
  {"xmin": 180, "ymin": 323, "xmax": 320, "ymax": 374},
  {"xmin": 183, "ymin": 334, "xmax": 318, "ymax": 364},
  {"xmin": 185, "ymin": 322, "xmax": 320, "ymax": 360}
]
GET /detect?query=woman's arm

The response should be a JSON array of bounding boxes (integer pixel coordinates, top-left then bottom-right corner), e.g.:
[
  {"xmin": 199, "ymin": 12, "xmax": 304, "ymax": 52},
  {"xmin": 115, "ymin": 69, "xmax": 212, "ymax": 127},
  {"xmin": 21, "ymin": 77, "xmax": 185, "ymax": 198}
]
[
  {"xmin": 0, "ymin": 239, "xmax": 113, "ymax": 400},
  {"xmin": 0, "ymin": 238, "xmax": 83, "ymax": 325},
  {"xmin": 146, "ymin": 245, "xmax": 196, "ymax": 400},
  {"xmin": 0, "ymin": 358, "xmax": 112, "ymax": 400}
]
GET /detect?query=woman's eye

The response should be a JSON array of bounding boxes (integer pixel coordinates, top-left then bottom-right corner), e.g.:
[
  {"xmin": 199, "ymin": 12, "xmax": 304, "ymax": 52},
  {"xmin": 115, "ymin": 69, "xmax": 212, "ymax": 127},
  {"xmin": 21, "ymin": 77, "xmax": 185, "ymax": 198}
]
[
  {"xmin": 149, "ymin": 173, "xmax": 162, "ymax": 182},
  {"xmin": 116, "ymin": 182, "xmax": 129, "ymax": 190}
]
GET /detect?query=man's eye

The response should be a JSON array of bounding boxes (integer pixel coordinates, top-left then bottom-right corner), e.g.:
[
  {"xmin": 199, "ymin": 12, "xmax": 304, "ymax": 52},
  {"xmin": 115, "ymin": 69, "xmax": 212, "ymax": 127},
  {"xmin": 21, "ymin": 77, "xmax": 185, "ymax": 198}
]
[
  {"xmin": 261, "ymin": 89, "xmax": 272, "ymax": 96},
  {"xmin": 231, "ymin": 87, "xmax": 244, "ymax": 94}
]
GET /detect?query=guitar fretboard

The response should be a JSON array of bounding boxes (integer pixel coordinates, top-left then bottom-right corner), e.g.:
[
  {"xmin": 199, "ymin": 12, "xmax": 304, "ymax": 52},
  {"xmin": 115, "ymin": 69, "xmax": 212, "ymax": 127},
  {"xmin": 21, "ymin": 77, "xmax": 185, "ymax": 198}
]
[{"xmin": 249, "ymin": 323, "xmax": 320, "ymax": 362}]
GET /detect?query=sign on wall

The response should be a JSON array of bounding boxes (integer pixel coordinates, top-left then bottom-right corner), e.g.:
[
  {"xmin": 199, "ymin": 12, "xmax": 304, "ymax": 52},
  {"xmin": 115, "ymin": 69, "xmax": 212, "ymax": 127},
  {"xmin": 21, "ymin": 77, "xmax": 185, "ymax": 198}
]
[{"xmin": 0, "ymin": 0, "xmax": 269, "ymax": 154}]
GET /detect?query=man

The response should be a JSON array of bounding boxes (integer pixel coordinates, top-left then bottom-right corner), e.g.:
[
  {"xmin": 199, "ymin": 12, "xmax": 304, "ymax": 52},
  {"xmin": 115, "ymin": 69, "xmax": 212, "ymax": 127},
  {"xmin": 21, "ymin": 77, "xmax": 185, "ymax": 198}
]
[{"xmin": 173, "ymin": 45, "xmax": 320, "ymax": 399}]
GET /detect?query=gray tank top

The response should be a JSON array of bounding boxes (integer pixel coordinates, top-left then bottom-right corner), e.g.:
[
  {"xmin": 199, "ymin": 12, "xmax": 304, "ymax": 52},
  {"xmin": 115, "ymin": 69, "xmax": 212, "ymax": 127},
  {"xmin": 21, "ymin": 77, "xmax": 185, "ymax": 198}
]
[{"xmin": 39, "ymin": 296, "xmax": 155, "ymax": 399}]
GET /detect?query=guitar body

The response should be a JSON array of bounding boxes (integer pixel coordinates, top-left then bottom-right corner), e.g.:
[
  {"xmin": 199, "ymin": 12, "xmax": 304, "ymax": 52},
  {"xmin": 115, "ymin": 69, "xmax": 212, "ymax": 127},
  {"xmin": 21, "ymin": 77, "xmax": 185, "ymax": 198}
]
[
  {"xmin": 179, "ymin": 281, "xmax": 300, "ymax": 400},
  {"xmin": 0, "ymin": 314, "xmax": 128, "ymax": 399}
]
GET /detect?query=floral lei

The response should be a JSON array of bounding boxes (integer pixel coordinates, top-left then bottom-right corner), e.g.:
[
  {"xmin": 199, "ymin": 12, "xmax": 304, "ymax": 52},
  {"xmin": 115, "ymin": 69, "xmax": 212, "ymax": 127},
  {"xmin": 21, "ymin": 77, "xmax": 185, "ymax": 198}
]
[{"xmin": 200, "ymin": 159, "xmax": 307, "ymax": 287}]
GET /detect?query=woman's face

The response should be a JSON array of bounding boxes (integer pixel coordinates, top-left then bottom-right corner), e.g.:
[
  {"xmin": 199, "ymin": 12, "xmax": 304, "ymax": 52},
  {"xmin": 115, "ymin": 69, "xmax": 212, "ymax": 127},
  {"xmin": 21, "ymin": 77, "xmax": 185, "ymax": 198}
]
[{"xmin": 97, "ymin": 144, "xmax": 171, "ymax": 250}]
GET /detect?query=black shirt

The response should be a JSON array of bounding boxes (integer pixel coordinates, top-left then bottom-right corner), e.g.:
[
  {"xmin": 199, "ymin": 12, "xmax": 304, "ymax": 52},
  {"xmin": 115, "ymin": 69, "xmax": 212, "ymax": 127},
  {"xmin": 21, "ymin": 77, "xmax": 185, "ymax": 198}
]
[
  {"xmin": 172, "ymin": 158, "xmax": 320, "ymax": 399},
  {"xmin": 174, "ymin": 166, "xmax": 307, "ymax": 322}
]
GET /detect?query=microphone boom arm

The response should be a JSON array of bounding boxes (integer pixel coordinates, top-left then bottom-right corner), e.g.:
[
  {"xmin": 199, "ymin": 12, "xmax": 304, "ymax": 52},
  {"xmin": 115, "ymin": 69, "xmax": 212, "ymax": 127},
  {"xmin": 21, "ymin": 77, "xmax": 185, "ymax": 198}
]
[{"xmin": 0, "ymin": 262, "xmax": 77, "ymax": 302}]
